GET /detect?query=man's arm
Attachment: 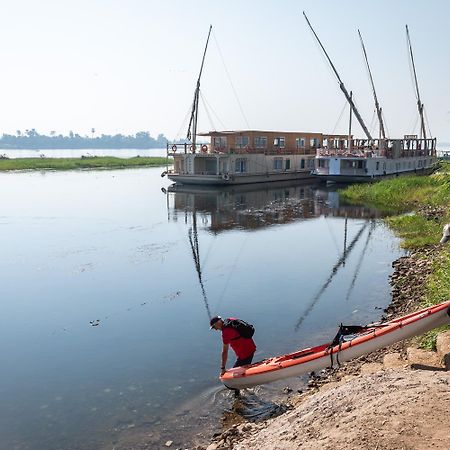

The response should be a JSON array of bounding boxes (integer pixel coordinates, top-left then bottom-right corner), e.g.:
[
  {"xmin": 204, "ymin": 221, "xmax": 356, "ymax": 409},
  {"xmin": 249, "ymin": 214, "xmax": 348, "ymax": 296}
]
[{"xmin": 220, "ymin": 343, "xmax": 229, "ymax": 376}]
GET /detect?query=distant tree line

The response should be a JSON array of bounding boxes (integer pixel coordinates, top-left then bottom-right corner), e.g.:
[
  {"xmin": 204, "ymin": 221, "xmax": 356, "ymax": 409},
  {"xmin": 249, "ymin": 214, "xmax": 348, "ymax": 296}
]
[{"xmin": 0, "ymin": 129, "xmax": 168, "ymax": 149}]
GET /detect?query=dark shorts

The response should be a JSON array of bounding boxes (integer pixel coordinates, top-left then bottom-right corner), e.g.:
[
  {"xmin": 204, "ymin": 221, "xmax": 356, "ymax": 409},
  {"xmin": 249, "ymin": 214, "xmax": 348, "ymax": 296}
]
[{"xmin": 233, "ymin": 353, "xmax": 255, "ymax": 368}]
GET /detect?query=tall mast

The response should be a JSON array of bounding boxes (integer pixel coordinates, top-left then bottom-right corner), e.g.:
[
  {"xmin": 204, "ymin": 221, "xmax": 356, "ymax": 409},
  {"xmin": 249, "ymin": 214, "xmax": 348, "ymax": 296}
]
[
  {"xmin": 187, "ymin": 25, "xmax": 213, "ymax": 152},
  {"xmin": 303, "ymin": 12, "xmax": 372, "ymax": 140},
  {"xmin": 358, "ymin": 29, "xmax": 386, "ymax": 140},
  {"xmin": 406, "ymin": 25, "xmax": 426, "ymax": 140}
]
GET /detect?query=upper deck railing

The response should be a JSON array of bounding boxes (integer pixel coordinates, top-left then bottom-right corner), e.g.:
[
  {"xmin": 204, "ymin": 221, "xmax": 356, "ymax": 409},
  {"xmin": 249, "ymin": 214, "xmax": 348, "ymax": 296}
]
[{"xmin": 317, "ymin": 137, "xmax": 436, "ymax": 158}]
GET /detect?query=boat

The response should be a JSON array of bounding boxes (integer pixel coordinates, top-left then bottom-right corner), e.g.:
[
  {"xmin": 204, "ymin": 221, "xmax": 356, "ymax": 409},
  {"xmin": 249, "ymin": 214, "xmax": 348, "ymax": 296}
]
[
  {"xmin": 220, "ymin": 300, "xmax": 450, "ymax": 389},
  {"xmin": 163, "ymin": 25, "xmax": 347, "ymax": 186},
  {"xmin": 167, "ymin": 130, "xmax": 348, "ymax": 186},
  {"xmin": 303, "ymin": 13, "xmax": 437, "ymax": 182}
]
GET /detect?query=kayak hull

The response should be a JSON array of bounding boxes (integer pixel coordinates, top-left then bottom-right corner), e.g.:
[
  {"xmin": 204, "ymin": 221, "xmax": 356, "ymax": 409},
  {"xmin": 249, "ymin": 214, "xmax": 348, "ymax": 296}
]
[{"xmin": 220, "ymin": 301, "xmax": 450, "ymax": 389}]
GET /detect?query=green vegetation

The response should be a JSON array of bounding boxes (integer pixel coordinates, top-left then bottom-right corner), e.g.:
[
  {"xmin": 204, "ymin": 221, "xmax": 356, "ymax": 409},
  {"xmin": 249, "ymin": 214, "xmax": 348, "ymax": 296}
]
[
  {"xmin": 340, "ymin": 162, "xmax": 450, "ymax": 248},
  {"xmin": 0, "ymin": 156, "xmax": 169, "ymax": 171},
  {"xmin": 339, "ymin": 162, "xmax": 450, "ymax": 348}
]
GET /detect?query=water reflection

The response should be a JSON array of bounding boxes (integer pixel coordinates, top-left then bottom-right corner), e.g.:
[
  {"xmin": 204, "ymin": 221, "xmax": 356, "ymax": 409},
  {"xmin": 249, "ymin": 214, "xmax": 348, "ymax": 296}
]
[
  {"xmin": 167, "ymin": 181, "xmax": 382, "ymax": 234},
  {"xmin": 0, "ymin": 169, "xmax": 403, "ymax": 450}
]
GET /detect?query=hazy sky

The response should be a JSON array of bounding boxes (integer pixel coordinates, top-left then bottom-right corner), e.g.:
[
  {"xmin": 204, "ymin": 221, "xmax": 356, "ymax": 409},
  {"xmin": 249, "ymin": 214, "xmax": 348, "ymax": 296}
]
[{"xmin": 1, "ymin": 0, "xmax": 449, "ymax": 142}]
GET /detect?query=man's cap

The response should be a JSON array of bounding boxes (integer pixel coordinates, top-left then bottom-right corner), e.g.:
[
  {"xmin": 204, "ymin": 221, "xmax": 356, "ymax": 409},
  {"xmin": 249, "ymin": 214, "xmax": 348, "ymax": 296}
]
[
  {"xmin": 210, "ymin": 316, "xmax": 222, "ymax": 329},
  {"xmin": 440, "ymin": 224, "xmax": 450, "ymax": 244}
]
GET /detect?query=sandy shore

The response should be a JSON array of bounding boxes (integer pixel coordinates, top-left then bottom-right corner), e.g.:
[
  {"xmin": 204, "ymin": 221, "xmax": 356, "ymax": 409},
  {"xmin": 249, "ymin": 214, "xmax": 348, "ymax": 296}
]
[{"xmin": 200, "ymin": 243, "xmax": 450, "ymax": 450}]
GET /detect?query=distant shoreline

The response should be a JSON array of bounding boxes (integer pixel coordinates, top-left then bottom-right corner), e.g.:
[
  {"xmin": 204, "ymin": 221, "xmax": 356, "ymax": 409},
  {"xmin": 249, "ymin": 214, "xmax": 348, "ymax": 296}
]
[{"xmin": 0, "ymin": 156, "xmax": 169, "ymax": 171}]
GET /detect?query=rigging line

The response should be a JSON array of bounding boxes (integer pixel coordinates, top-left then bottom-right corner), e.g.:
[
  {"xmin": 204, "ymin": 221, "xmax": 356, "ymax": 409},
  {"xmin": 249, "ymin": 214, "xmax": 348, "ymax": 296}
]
[
  {"xmin": 294, "ymin": 221, "xmax": 369, "ymax": 331},
  {"xmin": 345, "ymin": 221, "xmax": 375, "ymax": 301},
  {"xmin": 214, "ymin": 232, "xmax": 250, "ymax": 312},
  {"xmin": 200, "ymin": 91, "xmax": 228, "ymax": 130},
  {"xmin": 382, "ymin": 111, "xmax": 390, "ymax": 138},
  {"xmin": 324, "ymin": 216, "xmax": 341, "ymax": 256},
  {"xmin": 369, "ymin": 108, "xmax": 377, "ymax": 137},
  {"xmin": 175, "ymin": 105, "xmax": 193, "ymax": 142},
  {"xmin": 423, "ymin": 108, "xmax": 433, "ymax": 138},
  {"xmin": 199, "ymin": 90, "xmax": 217, "ymax": 131},
  {"xmin": 332, "ymin": 99, "xmax": 349, "ymax": 134},
  {"xmin": 188, "ymin": 212, "xmax": 212, "ymax": 320},
  {"xmin": 212, "ymin": 30, "xmax": 250, "ymax": 129}
]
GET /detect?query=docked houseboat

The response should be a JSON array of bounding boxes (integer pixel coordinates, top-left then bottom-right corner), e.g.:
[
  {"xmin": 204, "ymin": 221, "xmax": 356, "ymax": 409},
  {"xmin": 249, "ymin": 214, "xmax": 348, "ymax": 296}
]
[
  {"xmin": 303, "ymin": 13, "xmax": 437, "ymax": 182},
  {"xmin": 314, "ymin": 135, "xmax": 437, "ymax": 182},
  {"xmin": 167, "ymin": 130, "xmax": 346, "ymax": 185}
]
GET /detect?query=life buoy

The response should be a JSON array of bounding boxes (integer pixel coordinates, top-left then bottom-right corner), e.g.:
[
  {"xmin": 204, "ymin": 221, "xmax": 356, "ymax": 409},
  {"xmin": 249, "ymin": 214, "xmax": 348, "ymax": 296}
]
[
  {"xmin": 201, "ymin": 144, "xmax": 208, "ymax": 153},
  {"xmin": 222, "ymin": 173, "xmax": 230, "ymax": 181},
  {"xmin": 171, "ymin": 145, "xmax": 177, "ymax": 152},
  {"xmin": 190, "ymin": 145, "xmax": 196, "ymax": 152}
]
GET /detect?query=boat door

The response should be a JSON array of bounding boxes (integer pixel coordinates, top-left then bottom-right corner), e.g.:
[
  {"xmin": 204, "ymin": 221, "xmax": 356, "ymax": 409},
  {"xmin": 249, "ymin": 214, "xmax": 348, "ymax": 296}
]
[{"xmin": 329, "ymin": 158, "xmax": 341, "ymax": 175}]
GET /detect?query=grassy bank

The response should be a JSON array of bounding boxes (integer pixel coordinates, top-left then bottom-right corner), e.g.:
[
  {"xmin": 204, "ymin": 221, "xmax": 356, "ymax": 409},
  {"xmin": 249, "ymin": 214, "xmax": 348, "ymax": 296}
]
[
  {"xmin": 0, "ymin": 156, "xmax": 169, "ymax": 171},
  {"xmin": 340, "ymin": 162, "xmax": 450, "ymax": 248},
  {"xmin": 339, "ymin": 162, "xmax": 450, "ymax": 346}
]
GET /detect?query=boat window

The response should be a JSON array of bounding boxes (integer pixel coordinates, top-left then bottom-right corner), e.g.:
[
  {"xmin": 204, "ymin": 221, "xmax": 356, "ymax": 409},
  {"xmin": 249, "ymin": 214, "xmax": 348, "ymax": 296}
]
[
  {"xmin": 254, "ymin": 136, "xmax": 267, "ymax": 148},
  {"xmin": 235, "ymin": 158, "xmax": 247, "ymax": 173},
  {"xmin": 273, "ymin": 158, "xmax": 283, "ymax": 170},
  {"xmin": 235, "ymin": 136, "xmax": 249, "ymax": 148},
  {"xmin": 296, "ymin": 138, "xmax": 305, "ymax": 149},
  {"xmin": 213, "ymin": 137, "xmax": 227, "ymax": 150},
  {"xmin": 376, "ymin": 161, "xmax": 380, "ymax": 171},
  {"xmin": 300, "ymin": 159, "xmax": 305, "ymax": 169},
  {"xmin": 310, "ymin": 138, "xmax": 319, "ymax": 148},
  {"xmin": 273, "ymin": 137, "xmax": 285, "ymax": 148}
]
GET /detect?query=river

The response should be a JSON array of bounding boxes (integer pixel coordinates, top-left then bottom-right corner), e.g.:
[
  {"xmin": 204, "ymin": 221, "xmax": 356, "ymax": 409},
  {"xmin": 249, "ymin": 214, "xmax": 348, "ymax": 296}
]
[{"xmin": 0, "ymin": 166, "xmax": 403, "ymax": 449}]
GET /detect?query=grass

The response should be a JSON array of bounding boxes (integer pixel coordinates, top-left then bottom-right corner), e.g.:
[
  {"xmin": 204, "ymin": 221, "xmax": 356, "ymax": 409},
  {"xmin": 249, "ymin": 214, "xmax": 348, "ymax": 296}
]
[
  {"xmin": 0, "ymin": 156, "xmax": 169, "ymax": 171},
  {"xmin": 339, "ymin": 162, "xmax": 450, "ymax": 349},
  {"xmin": 340, "ymin": 162, "xmax": 450, "ymax": 248}
]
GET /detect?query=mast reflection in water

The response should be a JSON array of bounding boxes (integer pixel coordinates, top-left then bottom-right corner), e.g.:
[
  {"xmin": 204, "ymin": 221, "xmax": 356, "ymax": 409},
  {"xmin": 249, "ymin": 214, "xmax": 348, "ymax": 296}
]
[{"xmin": 167, "ymin": 180, "xmax": 382, "ymax": 234}]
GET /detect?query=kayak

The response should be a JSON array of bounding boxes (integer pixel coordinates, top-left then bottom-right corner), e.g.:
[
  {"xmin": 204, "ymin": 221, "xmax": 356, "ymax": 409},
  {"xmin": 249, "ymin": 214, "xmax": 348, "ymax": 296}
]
[{"xmin": 220, "ymin": 300, "xmax": 450, "ymax": 389}]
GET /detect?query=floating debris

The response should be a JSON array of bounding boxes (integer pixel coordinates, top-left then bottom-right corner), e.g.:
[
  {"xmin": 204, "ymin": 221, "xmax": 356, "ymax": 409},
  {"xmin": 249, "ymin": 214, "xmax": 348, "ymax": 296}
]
[
  {"xmin": 89, "ymin": 319, "xmax": 100, "ymax": 327},
  {"xmin": 164, "ymin": 291, "xmax": 182, "ymax": 301}
]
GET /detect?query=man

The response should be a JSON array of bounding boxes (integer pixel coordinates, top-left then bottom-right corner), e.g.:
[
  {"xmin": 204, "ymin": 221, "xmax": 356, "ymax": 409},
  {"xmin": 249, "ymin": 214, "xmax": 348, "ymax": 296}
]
[
  {"xmin": 210, "ymin": 316, "xmax": 256, "ymax": 377},
  {"xmin": 440, "ymin": 223, "xmax": 450, "ymax": 244}
]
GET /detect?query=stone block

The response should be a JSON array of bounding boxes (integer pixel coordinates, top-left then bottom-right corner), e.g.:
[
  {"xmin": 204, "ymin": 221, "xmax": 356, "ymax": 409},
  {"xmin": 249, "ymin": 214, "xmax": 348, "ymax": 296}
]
[
  {"xmin": 360, "ymin": 362, "xmax": 383, "ymax": 375},
  {"xmin": 436, "ymin": 331, "xmax": 450, "ymax": 359},
  {"xmin": 383, "ymin": 352, "xmax": 407, "ymax": 369},
  {"xmin": 406, "ymin": 347, "xmax": 441, "ymax": 369}
]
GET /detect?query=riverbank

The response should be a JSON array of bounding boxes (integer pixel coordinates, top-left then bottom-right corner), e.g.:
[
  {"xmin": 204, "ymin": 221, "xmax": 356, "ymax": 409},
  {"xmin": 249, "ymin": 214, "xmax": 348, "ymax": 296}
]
[
  {"xmin": 0, "ymin": 156, "xmax": 168, "ymax": 171},
  {"xmin": 198, "ymin": 165, "xmax": 450, "ymax": 450}
]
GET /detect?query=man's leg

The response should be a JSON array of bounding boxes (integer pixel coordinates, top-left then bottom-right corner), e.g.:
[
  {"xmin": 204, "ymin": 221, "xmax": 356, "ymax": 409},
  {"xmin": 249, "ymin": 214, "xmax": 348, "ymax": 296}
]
[{"xmin": 232, "ymin": 353, "xmax": 255, "ymax": 397}]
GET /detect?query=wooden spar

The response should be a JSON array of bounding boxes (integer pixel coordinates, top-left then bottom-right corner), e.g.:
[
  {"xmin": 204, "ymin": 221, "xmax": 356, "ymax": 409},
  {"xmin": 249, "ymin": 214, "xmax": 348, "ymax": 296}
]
[
  {"xmin": 406, "ymin": 25, "xmax": 426, "ymax": 140},
  {"xmin": 303, "ymin": 12, "xmax": 373, "ymax": 141},
  {"xmin": 358, "ymin": 29, "xmax": 386, "ymax": 140},
  {"xmin": 348, "ymin": 92, "xmax": 353, "ymax": 150},
  {"xmin": 187, "ymin": 25, "xmax": 213, "ymax": 151}
]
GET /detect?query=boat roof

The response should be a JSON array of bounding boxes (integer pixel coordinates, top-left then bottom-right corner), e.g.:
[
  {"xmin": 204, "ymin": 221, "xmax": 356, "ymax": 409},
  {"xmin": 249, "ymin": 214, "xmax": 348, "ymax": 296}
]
[{"xmin": 198, "ymin": 130, "xmax": 349, "ymax": 138}]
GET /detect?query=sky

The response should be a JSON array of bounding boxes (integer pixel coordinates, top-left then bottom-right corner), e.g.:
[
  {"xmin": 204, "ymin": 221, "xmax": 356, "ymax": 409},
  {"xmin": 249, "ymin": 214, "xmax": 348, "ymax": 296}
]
[{"xmin": 0, "ymin": 0, "xmax": 449, "ymax": 143}]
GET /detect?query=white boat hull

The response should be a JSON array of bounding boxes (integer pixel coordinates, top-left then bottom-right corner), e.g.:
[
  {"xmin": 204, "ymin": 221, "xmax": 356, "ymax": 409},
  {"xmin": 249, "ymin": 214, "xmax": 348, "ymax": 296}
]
[{"xmin": 222, "ymin": 301, "xmax": 450, "ymax": 389}]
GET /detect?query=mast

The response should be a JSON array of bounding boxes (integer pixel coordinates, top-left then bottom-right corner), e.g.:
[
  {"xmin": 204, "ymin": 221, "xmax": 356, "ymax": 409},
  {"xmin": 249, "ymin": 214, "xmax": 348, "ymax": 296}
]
[
  {"xmin": 406, "ymin": 25, "xmax": 426, "ymax": 140},
  {"xmin": 187, "ymin": 25, "xmax": 213, "ymax": 152},
  {"xmin": 358, "ymin": 29, "xmax": 386, "ymax": 140},
  {"xmin": 303, "ymin": 12, "xmax": 372, "ymax": 140}
]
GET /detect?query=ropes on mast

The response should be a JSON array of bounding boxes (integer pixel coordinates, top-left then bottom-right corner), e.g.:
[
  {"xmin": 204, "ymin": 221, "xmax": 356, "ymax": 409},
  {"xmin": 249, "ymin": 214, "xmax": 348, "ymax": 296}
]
[
  {"xmin": 212, "ymin": 30, "xmax": 250, "ymax": 129},
  {"xmin": 358, "ymin": 29, "xmax": 386, "ymax": 139},
  {"xmin": 406, "ymin": 25, "xmax": 426, "ymax": 139},
  {"xmin": 303, "ymin": 11, "xmax": 373, "ymax": 140}
]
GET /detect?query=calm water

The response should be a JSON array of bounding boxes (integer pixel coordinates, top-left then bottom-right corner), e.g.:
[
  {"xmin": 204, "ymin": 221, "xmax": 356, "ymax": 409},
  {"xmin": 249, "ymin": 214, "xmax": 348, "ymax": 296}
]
[{"xmin": 0, "ymin": 167, "xmax": 403, "ymax": 449}]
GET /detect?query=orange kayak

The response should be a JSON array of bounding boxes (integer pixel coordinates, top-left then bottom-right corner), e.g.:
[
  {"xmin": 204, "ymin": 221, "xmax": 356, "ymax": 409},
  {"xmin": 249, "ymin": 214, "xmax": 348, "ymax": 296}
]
[{"xmin": 220, "ymin": 300, "xmax": 450, "ymax": 389}]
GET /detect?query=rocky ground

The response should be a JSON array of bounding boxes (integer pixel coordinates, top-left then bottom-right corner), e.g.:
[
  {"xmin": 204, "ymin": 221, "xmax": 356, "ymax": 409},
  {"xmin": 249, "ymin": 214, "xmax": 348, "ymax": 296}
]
[{"xmin": 196, "ymin": 239, "xmax": 450, "ymax": 450}]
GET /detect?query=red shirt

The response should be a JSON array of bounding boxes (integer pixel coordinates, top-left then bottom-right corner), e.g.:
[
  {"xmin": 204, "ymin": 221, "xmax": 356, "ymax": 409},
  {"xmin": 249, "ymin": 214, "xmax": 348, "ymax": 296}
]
[{"xmin": 222, "ymin": 318, "xmax": 256, "ymax": 360}]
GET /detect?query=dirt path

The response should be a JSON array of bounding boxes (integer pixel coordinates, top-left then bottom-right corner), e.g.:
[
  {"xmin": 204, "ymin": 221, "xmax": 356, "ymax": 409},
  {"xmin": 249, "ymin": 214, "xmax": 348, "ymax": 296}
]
[
  {"xmin": 229, "ymin": 368, "xmax": 450, "ymax": 450},
  {"xmin": 201, "ymin": 243, "xmax": 450, "ymax": 450}
]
